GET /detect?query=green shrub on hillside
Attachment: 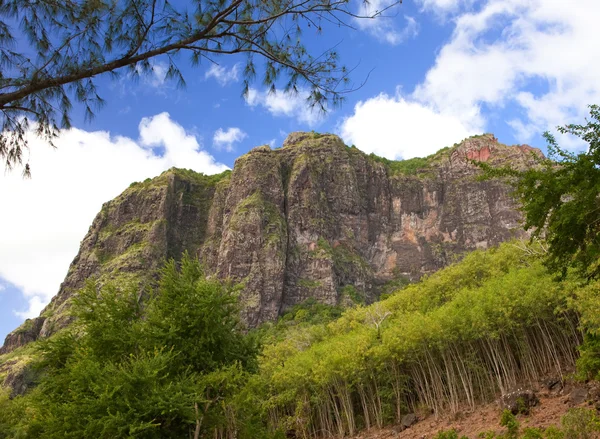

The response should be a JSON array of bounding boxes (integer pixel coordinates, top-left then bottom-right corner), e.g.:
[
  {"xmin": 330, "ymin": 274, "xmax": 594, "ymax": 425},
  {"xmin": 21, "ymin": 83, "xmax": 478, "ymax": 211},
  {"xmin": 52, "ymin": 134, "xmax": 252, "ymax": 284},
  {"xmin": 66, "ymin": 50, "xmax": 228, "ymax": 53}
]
[
  {"xmin": 258, "ymin": 242, "xmax": 582, "ymax": 437},
  {"xmin": 561, "ymin": 408, "xmax": 600, "ymax": 439},
  {"xmin": 0, "ymin": 254, "xmax": 268, "ymax": 439},
  {"xmin": 435, "ymin": 429, "xmax": 468, "ymax": 439}
]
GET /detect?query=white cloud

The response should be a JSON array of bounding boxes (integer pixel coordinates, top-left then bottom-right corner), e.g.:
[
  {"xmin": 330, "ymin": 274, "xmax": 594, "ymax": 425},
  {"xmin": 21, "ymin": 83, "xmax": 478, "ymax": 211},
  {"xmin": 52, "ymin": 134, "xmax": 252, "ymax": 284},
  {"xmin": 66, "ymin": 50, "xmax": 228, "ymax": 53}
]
[
  {"xmin": 355, "ymin": 0, "xmax": 419, "ymax": 44},
  {"xmin": 245, "ymin": 88, "xmax": 325, "ymax": 127},
  {"xmin": 213, "ymin": 127, "xmax": 247, "ymax": 152},
  {"xmin": 413, "ymin": 0, "xmax": 600, "ymax": 148},
  {"xmin": 0, "ymin": 113, "xmax": 228, "ymax": 321},
  {"xmin": 417, "ymin": 0, "xmax": 473, "ymax": 15},
  {"xmin": 205, "ymin": 63, "xmax": 241, "ymax": 86},
  {"xmin": 135, "ymin": 61, "xmax": 168, "ymax": 88},
  {"xmin": 14, "ymin": 296, "xmax": 45, "ymax": 320},
  {"xmin": 339, "ymin": 92, "xmax": 475, "ymax": 160}
]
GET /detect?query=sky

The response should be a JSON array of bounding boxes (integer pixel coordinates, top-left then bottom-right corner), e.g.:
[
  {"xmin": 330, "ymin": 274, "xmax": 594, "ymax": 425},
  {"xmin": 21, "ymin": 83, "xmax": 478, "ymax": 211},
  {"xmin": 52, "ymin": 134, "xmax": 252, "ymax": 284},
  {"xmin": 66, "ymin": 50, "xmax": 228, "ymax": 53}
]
[{"xmin": 1, "ymin": 0, "xmax": 599, "ymax": 342}]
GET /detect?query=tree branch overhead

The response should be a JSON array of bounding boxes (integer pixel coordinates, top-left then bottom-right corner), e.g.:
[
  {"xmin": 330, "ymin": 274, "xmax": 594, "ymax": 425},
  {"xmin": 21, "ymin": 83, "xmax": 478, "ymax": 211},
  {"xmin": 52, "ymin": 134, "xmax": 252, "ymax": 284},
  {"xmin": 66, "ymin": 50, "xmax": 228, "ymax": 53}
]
[{"xmin": 0, "ymin": 0, "xmax": 401, "ymax": 175}]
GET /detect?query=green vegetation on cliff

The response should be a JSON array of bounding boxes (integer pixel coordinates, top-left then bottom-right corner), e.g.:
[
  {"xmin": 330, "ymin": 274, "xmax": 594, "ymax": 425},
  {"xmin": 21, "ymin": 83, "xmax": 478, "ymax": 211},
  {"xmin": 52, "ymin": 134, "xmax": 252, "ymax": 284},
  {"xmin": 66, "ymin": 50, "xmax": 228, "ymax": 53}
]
[
  {"xmin": 365, "ymin": 145, "xmax": 454, "ymax": 176},
  {"xmin": 3, "ymin": 240, "xmax": 600, "ymax": 439}
]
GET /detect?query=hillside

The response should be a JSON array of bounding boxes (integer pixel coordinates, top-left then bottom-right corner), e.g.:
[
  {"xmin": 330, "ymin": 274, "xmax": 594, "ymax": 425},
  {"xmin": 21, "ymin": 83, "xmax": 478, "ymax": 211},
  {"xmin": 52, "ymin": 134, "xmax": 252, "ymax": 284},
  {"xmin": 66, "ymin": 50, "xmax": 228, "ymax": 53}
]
[
  {"xmin": 1, "ymin": 132, "xmax": 541, "ymax": 354},
  {"xmin": 3, "ymin": 240, "xmax": 600, "ymax": 438}
]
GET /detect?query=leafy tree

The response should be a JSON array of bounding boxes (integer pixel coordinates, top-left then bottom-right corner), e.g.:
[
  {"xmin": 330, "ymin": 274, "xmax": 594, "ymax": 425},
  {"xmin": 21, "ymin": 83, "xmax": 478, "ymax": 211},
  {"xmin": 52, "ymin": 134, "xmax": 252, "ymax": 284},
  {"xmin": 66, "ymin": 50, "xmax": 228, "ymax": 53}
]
[
  {"xmin": 0, "ymin": 0, "xmax": 400, "ymax": 175},
  {"xmin": 144, "ymin": 253, "xmax": 258, "ymax": 373},
  {"xmin": 3, "ymin": 254, "xmax": 265, "ymax": 438},
  {"xmin": 258, "ymin": 242, "xmax": 581, "ymax": 437},
  {"xmin": 481, "ymin": 104, "xmax": 600, "ymax": 280}
]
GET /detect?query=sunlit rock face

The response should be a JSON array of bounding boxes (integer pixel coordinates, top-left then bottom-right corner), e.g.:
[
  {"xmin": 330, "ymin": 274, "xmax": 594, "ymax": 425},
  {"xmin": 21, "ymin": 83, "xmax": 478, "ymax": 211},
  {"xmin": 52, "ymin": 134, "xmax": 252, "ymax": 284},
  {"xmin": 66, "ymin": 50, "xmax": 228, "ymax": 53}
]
[{"xmin": 2, "ymin": 132, "xmax": 542, "ymax": 351}]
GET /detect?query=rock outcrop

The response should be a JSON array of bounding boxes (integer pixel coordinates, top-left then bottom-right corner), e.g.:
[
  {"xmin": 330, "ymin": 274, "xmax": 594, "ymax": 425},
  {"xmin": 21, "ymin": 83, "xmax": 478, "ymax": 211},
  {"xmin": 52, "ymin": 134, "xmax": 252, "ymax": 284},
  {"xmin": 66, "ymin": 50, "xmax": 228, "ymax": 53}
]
[{"xmin": 1, "ymin": 133, "xmax": 542, "ymax": 352}]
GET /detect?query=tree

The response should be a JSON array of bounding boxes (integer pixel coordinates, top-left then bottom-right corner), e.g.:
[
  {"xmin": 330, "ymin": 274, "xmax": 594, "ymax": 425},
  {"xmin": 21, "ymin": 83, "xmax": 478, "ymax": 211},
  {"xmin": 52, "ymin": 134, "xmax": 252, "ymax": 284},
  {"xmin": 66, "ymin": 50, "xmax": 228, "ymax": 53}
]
[
  {"xmin": 480, "ymin": 104, "xmax": 600, "ymax": 280},
  {"xmin": 0, "ymin": 0, "xmax": 400, "ymax": 175},
  {"xmin": 3, "ymin": 254, "xmax": 264, "ymax": 438}
]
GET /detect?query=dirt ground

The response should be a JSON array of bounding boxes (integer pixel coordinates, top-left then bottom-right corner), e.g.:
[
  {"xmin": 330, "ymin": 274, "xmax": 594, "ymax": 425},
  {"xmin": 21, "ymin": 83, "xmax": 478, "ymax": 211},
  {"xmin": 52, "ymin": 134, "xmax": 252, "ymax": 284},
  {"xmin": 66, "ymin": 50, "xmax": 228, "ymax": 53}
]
[{"xmin": 352, "ymin": 381, "xmax": 600, "ymax": 439}]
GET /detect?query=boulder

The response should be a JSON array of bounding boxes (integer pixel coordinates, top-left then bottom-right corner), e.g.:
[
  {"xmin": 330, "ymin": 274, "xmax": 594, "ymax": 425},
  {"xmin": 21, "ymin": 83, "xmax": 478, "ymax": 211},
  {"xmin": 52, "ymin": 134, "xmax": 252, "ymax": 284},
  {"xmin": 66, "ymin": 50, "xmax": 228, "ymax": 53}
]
[
  {"xmin": 569, "ymin": 387, "xmax": 589, "ymax": 405},
  {"xmin": 401, "ymin": 413, "xmax": 418, "ymax": 429},
  {"xmin": 500, "ymin": 389, "xmax": 539, "ymax": 414}
]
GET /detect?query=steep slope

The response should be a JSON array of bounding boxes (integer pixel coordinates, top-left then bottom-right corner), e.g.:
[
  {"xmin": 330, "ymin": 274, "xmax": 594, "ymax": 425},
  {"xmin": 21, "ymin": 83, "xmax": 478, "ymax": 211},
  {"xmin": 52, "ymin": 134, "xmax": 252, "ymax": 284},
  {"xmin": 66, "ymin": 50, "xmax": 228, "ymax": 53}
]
[{"xmin": 1, "ymin": 132, "xmax": 542, "ymax": 353}]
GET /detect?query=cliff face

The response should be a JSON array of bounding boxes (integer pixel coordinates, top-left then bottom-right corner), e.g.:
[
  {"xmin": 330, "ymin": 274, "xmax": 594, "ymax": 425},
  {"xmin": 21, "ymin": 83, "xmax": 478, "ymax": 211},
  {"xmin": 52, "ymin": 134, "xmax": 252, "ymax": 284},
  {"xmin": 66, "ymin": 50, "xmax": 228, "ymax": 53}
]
[{"xmin": 1, "ymin": 133, "xmax": 542, "ymax": 353}]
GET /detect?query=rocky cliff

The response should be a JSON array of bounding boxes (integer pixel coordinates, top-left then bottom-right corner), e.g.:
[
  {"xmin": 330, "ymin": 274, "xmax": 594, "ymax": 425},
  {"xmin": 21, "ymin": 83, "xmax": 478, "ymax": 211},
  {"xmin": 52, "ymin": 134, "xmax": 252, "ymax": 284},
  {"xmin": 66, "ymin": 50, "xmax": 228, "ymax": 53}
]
[{"xmin": 1, "ymin": 132, "xmax": 542, "ymax": 353}]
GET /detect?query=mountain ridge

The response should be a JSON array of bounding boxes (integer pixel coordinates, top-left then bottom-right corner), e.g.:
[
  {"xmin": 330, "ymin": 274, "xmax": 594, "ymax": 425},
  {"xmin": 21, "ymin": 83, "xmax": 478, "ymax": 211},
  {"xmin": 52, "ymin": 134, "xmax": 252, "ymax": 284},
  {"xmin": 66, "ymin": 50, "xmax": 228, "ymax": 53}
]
[{"xmin": 1, "ymin": 132, "xmax": 542, "ymax": 354}]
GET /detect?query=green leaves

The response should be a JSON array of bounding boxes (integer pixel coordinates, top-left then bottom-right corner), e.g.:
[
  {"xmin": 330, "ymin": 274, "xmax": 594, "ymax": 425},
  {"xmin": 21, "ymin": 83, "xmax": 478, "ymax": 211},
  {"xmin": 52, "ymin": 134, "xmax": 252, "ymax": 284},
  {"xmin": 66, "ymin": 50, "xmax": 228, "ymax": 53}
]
[
  {"xmin": 491, "ymin": 105, "xmax": 600, "ymax": 279},
  {"xmin": 258, "ymin": 242, "xmax": 581, "ymax": 435},
  {"xmin": 0, "ymin": 254, "xmax": 265, "ymax": 438}
]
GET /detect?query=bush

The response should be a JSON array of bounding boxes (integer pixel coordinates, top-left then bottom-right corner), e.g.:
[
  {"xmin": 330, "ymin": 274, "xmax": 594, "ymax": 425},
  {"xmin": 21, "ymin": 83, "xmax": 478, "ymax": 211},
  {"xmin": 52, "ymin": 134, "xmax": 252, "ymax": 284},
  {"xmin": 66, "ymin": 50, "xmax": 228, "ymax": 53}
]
[
  {"xmin": 561, "ymin": 408, "xmax": 600, "ymax": 439},
  {"xmin": 500, "ymin": 410, "xmax": 520, "ymax": 439},
  {"xmin": 434, "ymin": 429, "xmax": 468, "ymax": 439},
  {"xmin": 521, "ymin": 427, "xmax": 544, "ymax": 439}
]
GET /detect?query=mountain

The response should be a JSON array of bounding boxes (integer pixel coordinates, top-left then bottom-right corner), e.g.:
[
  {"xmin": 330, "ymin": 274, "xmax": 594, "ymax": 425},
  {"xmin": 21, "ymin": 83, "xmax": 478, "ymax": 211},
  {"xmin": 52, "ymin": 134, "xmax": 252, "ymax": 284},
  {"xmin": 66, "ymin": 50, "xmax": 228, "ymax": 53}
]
[{"xmin": 0, "ymin": 132, "xmax": 542, "ymax": 354}]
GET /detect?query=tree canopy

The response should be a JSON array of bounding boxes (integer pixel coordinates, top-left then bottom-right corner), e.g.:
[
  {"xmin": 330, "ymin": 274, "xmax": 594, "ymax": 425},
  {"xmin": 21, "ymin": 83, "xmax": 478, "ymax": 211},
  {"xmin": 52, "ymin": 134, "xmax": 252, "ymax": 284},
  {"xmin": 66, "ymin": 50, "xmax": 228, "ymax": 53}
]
[
  {"xmin": 0, "ymin": 0, "xmax": 400, "ymax": 175},
  {"xmin": 483, "ymin": 104, "xmax": 600, "ymax": 280},
  {"xmin": 0, "ymin": 253, "xmax": 263, "ymax": 438}
]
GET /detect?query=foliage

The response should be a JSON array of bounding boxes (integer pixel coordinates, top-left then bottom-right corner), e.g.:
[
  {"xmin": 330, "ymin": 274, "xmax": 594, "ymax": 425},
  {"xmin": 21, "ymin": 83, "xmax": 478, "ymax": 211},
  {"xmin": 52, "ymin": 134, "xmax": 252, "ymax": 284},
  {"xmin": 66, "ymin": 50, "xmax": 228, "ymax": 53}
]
[
  {"xmin": 0, "ymin": 0, "xmax": 400, "ymax": 175},
  {"xmin": 500, "ymin": 410, "xmax": 520, "ymax": 439},
  {"xmin": 520, "ymin": 428, "xmax": 544, "ymax": 439},
  {"xmin": 543, "ymin": 426, "xmax": 565, "ymax": 439},
  {"xmin": 367, "ymin": 145, "xmax": 453, "ymax": 176},
  {"xmin": 3, "ymin": 241, "xmax": 600, "ymax": 438},
  {"xmin": 255, "ymin": 298, "xmax": 344, "ymax": 345},
  {"xmin": 368, "ymin": 153, "xmax": 431, "ymax": 176},
  {"xmin": 561, "ymin": 408, "xmax": 600, "ymax": 439},
  {"xmin": 0, "ymin": 253, "xmax": 266, "ymax": 438},
  {"xmin": 257, "ymin": 242, "xmax": 582, "ymax": 437},
  {"xmin": 574, "ymin": 333, "xmax": 600, "ymax": 380},
  {"xmin": 434, "ymin": 429, "xmax": 468, "ymax": 439},
  {"xmin": 145, "ymin": 255, "xmax": 258, "ymax": 372},
  {"xmin": 568, "ymin": 280, "xmax": 600, "ymax": 379},
  {"xmin": 481, "ymin": 105, "xmax": 600, "ymax": 280}
]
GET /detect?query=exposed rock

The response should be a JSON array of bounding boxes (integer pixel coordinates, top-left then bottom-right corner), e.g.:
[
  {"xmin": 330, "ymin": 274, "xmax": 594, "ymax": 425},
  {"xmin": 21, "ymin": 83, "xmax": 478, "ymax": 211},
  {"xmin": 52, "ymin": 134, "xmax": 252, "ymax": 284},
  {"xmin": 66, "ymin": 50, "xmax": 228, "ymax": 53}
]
[
  {"xmin": 0, "ymin": 317, "xmax": 45, "ymax": 355},
  {"xmin": 542, "ymin": 377, "xmax": 563, "ymax": 393},
  {"xmin": 3, "ymin": 363, "xmax": 38, "ymax": 398},
  {"xmin": 1, "ymin": 132, "xmax": 542, "ymax": 352},
  {"xmin": 401, "ymin": 413, "xmax": 418, "ymax": 429},
  {"xmin": 499, "ymin": 389, "xmax": 539, "ymax": 414},
  {"xmin": 569, "ymin": 387, "xmax": 589, "ymax": 405},
  {"xmin": 282, "ymin": 131, "xmax": 313, "ymax": 147}
]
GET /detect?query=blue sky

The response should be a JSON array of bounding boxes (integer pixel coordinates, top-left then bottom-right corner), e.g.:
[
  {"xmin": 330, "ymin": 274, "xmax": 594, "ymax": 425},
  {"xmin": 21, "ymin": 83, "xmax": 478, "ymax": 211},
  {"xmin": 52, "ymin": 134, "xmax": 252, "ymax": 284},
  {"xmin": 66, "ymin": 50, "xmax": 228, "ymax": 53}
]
[{"xmin": 1, "ymin": 0, "xmax": 599, "ymax": 342}]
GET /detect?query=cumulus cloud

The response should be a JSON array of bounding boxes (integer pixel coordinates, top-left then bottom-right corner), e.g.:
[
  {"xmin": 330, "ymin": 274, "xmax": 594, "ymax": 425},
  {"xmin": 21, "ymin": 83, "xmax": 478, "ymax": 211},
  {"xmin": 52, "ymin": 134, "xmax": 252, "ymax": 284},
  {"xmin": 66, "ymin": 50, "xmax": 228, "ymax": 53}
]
[
  {"xmin": 417, "ymin": 0, "xmax": 474, "ymax": 15},
  {"xmin": 413, "ymin": 0, "xmax": 600, "ymax": 147},
  {"xmin": 339, "ymin": 92, "xmax": 475, "ymax": 160},
  {"xmin": 245, "ymin": 88, "xmax": 325, "ymax": 127},
  {"xmin": 356, "ymin": 0, "xmax": 419, "ymax": 44},
  {"xmin": 204, "ymin": 63, "xmax": 241, "ymax": 86},
  {"xmin": 0, "ymin": 113, "xmax": 228, "ymax": 320},
  {"xmin": 135, "ymin": 61, "xmax": 169, "ymax": 88},
  {"xmin": 341, "ymin": 0, "xmax": 600, "ymax": 159},
  {"xmin": 341, "ymin": 0, "xmax": 600, "ymax": 155},
  {"xmin": 14, "ymin": 296, "xmax": 45, "ymax": 320},
  {"xmin": 213, "ymin": 127, "xmax": 247, "ymax": 151}
]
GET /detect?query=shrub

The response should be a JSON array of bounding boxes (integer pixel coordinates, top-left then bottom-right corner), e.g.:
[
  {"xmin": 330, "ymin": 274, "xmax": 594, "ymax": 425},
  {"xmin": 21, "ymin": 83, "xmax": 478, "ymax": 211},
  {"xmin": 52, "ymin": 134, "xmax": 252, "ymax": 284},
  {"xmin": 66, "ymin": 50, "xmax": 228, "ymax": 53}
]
[{"xmin": 561, "ymin": 408, "xmax": 600, "ymax": 439}]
